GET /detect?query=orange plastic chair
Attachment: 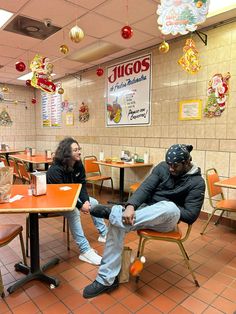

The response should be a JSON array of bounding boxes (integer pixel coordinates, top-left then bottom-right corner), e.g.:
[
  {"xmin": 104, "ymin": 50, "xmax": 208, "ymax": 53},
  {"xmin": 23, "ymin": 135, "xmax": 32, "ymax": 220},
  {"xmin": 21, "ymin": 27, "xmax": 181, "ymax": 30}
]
[
  {"xmin": 8, "ymin": 156, "xmax": 21, "ymax": 183},
  {"xmin": 0, "ymin": 224, "xmax": 27, "ymax": 297},
  {"xmin": 200, "ymin": 168, "xmax": 236, "ymax": 235},
  {"xmin": 136, "ymin": 223, "xmax": 199, "ymax": 287},
  {"xmin": 0, "ymin": 155, "xmax": 8, "ymax": 167},
  {"xmin": 83, "ymin": 155, "xmax": 113, "ymax": 196},
  {"xmin": 15, "ymin": 160, "xmax": 31, "ymax": 184},
  {"xmin": 128, "ymin": 182, "xmax": 141, "ymax": 198}
]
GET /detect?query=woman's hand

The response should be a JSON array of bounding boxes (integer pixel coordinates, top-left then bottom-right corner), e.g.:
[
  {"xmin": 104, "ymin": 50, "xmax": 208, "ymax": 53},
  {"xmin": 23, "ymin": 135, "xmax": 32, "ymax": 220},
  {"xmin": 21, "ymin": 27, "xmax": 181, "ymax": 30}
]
[
  {"xmin": 122, "ymin": 205, "xmax": 135, "ymax": 225},
  {"xmin": 81, "ymin": 201, "xmax": 91, "ymax": 214}
]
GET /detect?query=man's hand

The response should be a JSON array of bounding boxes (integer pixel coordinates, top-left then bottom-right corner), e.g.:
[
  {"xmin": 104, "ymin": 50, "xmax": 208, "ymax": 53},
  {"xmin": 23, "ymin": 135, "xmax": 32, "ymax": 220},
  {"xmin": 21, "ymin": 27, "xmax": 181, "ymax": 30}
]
[
  {"xmin": 81, "ymin": 201, "xmax": 90, "ymax": 214},
  {"xmin": 122, "ymin": 205, "xmax": 135, "ymax": 225}
]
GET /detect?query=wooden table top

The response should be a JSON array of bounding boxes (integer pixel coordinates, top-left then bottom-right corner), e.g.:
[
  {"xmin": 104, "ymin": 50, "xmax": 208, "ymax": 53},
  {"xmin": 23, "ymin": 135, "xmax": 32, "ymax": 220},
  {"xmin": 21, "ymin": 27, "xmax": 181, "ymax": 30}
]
[
  {"xmin": 9, "ymin": 153, "xmax": 53, "ymax": 164},
  {"xmin": 214, "ymin": 176, "xmax": 236, "ymax": 189},
  {"xmin": 94, "ymin": 161, "xmax": 153, "ymax": 169},
  {"xmin": 0, "ymin": 184, "xmax": 81, "ymax": 214}
]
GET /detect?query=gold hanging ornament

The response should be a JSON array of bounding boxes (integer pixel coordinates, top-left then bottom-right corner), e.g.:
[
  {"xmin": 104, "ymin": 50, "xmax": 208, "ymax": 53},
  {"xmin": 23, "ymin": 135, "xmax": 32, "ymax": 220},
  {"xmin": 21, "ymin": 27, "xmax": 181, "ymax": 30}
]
[
  {"xmin": 159, "ymin": 41, "xmax": 169, "ymax": 53},
  {"xmin": 58, "ymin": 87, "xmax": 64, "ymax": 95},
  {"xmin": 69, "ymin": 25, "xmax": 84, "ymax": 43},
  {"xmin": 60, "ymin": 44, "xmax": 69, "ymax": 54},
  {"xmin": 2, "ymin": 85, "xmax": 9, "ymax": 93}
]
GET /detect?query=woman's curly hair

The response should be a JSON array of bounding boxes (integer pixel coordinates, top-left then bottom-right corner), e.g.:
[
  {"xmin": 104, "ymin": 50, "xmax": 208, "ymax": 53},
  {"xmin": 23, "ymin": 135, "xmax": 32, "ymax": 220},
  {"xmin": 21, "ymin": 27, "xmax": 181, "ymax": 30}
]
[{"xmin": 53, "ymin": 137, "xmax": 79, "ymax": 170}]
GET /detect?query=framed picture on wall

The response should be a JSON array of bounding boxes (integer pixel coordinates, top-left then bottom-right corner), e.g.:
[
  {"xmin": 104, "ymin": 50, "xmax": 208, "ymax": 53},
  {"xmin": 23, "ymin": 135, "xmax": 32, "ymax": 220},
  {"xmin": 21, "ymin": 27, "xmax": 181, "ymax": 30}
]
[
  {"xmin": 65, "ymin": 112, "xmax": 74, "ymax": 126},
  {"xmin": 179, "ymin": 99, "xmax": 202, "ymax": 120}
]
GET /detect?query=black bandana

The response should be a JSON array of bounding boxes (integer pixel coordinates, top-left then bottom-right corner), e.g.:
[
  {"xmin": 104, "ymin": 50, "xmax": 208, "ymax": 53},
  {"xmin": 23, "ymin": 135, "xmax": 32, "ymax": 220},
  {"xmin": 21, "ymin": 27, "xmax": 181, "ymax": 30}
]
[{"xmin": 166, "ymin": 144, "xmax": 193, "ymax": 164}]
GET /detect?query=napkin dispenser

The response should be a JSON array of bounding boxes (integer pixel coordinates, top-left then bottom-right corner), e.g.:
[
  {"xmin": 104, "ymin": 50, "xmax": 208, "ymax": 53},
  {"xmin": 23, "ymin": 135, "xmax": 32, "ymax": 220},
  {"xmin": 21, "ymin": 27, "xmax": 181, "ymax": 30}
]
[{"xmin": 31, "ymin": 172, "xmax": 47, "ymax": 196}]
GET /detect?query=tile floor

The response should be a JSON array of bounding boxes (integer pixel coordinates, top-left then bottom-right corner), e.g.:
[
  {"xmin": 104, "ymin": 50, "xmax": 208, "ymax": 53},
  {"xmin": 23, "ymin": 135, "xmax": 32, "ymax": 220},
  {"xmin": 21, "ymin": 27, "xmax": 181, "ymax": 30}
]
[{"xmin": 1, "ymin": 188, "xmax": 236, "ymax": 314}]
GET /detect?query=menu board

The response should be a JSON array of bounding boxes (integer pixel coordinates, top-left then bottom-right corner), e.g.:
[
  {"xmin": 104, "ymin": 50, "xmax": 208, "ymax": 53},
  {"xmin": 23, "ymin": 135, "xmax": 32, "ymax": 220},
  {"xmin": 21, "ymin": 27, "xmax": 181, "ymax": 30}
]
[{"xmin": 41, "ymin": 91, "xmax": 62, "ymax": 127}]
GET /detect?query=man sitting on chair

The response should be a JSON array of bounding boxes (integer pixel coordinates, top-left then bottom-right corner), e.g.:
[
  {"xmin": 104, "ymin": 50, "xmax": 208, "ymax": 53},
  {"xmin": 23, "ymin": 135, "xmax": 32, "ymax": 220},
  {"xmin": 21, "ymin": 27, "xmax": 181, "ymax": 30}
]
[{"xmin": 83, "ymin": 144, "xmax": 205, "ymax": 298}]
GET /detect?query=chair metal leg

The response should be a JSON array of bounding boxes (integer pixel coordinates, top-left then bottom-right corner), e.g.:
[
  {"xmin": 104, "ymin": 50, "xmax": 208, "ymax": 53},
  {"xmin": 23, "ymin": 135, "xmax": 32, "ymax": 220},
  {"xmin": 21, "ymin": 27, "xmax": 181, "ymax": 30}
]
[
  {"xmin": 99, "ymin": 181, "xmax": 104, "ymax": 194},
  {"xmin": 19, "ymin": 232, "xmax": 27, "ymax": 266},
  {"xmin": 215, "ymin": 210, "xmax": 224, "ymax": 225},
  {"xmin": 135, "ymin": 236, "xmax": 148, "ymax": 283},
  {"xmin": 177, "ymin": 241, "xmax": 199, "ymax": 287},
  {"xmin": 92, "ymin": 183, "xmax": 95, "ymax": 196},
  {"xmin": 200, "ymin": 208, "xmax": 217, "ymax": 235},
  {"xmin": 0, "ymin": 270, "xmax": 5, "ymax": 298},
  {"xmin": 63, "ymin": 217, "xmax": 66, "ymax": 232},
  {"xmin": 66, "ymin": 219, "xmax": 70, "ymax": 251}
]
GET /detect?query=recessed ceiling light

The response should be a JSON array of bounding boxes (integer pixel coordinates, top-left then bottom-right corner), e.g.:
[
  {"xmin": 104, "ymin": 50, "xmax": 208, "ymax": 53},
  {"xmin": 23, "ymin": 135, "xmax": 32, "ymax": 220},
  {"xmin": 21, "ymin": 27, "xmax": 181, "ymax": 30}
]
[
  {"xmin": 0, "ymin": 9, "xmax": 13, "ymax": 28},
  {"xmin": 24, "ymin": 26, "xmax": 40, "ymax": 32}
]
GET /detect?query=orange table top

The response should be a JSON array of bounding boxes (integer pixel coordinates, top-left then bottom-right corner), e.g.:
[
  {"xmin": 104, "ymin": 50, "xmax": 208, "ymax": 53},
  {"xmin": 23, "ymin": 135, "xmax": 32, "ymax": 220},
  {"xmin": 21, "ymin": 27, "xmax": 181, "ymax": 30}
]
[
  {"xmin": 94, "ymin": 161, "xmax": 153, "ymax": 169},
  {"xmin": 215, "ymin": 176, "xmax": 236, "ymax": 189},
  {"xmin": 9, "ymin": 153, "xmax": 53, "ymax": 164},
  {"xmin": 0, "ymin": 149, "xmax": 24, "ymax": 154},
  {"xmin": 0, "ymin": 184, "xmax": 81, "ymax": 214}
]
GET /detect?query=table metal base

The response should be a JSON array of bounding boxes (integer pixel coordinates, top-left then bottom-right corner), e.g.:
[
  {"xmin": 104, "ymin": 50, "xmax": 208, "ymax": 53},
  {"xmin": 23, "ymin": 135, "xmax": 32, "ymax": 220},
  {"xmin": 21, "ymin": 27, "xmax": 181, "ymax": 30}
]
[{"xmin": 7, "ymin": 258, "xmax": 60, "ymax": 294}]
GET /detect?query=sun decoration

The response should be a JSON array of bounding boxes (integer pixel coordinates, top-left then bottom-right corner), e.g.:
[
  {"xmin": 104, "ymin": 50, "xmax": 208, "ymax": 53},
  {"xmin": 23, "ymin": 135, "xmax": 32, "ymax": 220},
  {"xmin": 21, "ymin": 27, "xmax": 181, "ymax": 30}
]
[
  {"xmin": 178, "ymin": 38, "xmax": 200, "ymax": 74},
  {"xmin": 69, "ymin": 25, "xmax": 84, "ymax": 43},
  {"xmin": 159, "ymin": 41, "xmax": 169, "ymax": 53}
]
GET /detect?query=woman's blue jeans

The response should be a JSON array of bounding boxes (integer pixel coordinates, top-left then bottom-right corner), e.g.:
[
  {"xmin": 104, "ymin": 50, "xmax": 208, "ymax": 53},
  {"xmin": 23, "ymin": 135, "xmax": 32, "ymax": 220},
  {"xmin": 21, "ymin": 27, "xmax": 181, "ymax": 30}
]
[{"xmin": 61, "ymin": 197, "xmax": 107, "ymax": 253}]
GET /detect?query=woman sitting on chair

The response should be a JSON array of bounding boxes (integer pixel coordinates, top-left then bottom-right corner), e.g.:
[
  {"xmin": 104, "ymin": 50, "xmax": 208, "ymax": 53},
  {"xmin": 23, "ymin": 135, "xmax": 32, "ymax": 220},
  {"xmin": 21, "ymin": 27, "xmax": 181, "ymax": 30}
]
[{"xmin": 47, "ymin": 137, "xmax": 107, "ymax": 266}]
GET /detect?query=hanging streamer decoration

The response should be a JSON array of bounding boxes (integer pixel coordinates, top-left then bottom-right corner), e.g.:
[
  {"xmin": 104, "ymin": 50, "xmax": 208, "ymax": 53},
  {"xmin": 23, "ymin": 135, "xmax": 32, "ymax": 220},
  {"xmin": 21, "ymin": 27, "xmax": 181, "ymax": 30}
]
[
  {"xmin": 157, "ymin": 0, "xmax": 210, "ymax": 35},
  {"xmin": 30, "ymin": 54, "xmax": 56, "ymax": 94},
  {"xmin": 79, "ymin": 102, "xmax": 89, "ymax": 122},
  {"xmin": 178, "ymin": 38, "xmax": 200, "ymax": 74},
  {"xmin": 204, "ymin": 73, "xmax": 231, "ymax": 118}
]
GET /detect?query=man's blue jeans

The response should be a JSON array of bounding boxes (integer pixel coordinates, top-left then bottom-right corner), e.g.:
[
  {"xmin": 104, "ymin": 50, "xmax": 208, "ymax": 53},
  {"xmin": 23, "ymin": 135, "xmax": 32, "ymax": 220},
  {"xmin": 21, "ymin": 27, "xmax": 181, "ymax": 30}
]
[
  {"xmin": 61, "ymin": 197, "xmax": 107, "ymax": 253},
  {"xmin": 96, "ymin": 201, "xmax": 180, "ymax": 285}
]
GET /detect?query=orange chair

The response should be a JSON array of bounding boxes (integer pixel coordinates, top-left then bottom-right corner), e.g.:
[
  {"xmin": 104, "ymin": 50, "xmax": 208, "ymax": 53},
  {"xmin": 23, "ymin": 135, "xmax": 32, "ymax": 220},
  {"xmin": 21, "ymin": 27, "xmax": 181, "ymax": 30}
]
[
  {"xmin": 128, "ymin": 182, "xmax": 141, "ymax": 198},
  {"xmin": 0, "ymin": 224, "xmax": 27, "ymax": 297},
  {"xmin": 136, "ymin": 223, "xmax": 199, "ymax": 287},
  {"xmin": 0, "ymin": 155, "xmax": 8, "ymax": 167},
  {"xmin": 8, "ymin": 156, "xmax": 21, "ymax": 183},
  {"xmin": 200, "ymin": 168, "xmax": 236, "ymax": 235},
  {"xmin": 83, "ymin": 155, "xmax": 113, "ymax": 196},
  {"xmin": 15, "ymin": 160, "xmax": 31, "ymax": 184}
]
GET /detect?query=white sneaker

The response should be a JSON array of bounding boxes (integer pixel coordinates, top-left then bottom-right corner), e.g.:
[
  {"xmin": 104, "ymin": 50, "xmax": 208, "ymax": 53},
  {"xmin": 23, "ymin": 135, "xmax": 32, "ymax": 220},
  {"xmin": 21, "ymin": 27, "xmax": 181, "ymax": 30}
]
[
  {"xmin": 79, "ymin": 249, "xmax": 102, "ymax": 265},
  {"xmin": 98, "ymin": 235, "xmax": 107, "ymax": 243}
]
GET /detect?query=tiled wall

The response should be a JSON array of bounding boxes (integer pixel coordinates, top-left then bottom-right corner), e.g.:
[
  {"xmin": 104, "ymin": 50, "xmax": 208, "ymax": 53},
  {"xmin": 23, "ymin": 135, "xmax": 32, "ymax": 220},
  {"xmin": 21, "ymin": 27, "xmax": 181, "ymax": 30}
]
[
  {"xmin": 3, "ymin": 22, "xmax": 236, "ymax": 219},
  {"xmin": 0, "ymin": 85, "xmax": 36, "ymax": 148}
]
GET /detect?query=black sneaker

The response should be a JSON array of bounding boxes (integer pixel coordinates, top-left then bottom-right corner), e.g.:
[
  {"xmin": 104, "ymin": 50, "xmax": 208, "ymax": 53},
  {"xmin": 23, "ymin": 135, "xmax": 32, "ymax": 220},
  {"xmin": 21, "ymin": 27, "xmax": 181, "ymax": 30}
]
[
  {"xmin": 90, "ymin": 204, "xmax": 113, "ymax": 219},
  {"xmin": 83, "ymin": 276, "xmax": 119, "ymax": 298}
]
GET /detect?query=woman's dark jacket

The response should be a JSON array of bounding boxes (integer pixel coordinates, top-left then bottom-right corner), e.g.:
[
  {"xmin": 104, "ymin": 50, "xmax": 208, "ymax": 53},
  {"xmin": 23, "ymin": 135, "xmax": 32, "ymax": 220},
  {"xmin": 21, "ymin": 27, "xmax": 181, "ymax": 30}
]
[
  {"xmin": 46, "ymin": 160, "xmax": 89, "ymax": 209},
  {"xmin": 127, "ymin": 161, "xmax": 205, "ymax": 224}
]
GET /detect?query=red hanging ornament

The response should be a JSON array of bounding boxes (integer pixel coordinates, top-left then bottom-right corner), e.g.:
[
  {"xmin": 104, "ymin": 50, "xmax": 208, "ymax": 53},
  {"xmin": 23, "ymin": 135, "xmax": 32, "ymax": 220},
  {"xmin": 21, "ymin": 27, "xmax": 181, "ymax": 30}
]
[
  {"xmin": 15, "ymin": 61, "xmax": 26, "ymax": 72},
  {"xmin": 96, "ymin": 68, "xmax": 104, "ymax": 76},
  {"xmin": 121, "ymin": 25, "xmax": 133, "ymax": 39},
  {"xmin": 31, "ymin": 97, "xmax": 36, "ymax": 104},
  {"xmin": 25, "ymin": 79, "xmax": 31, "ymax": 86}
]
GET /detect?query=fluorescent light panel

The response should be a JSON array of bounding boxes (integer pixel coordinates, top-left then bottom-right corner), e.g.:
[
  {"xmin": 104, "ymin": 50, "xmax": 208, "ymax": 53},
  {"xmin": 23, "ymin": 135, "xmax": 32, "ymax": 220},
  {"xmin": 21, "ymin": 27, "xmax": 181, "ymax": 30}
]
[
  {"xmin": 208, "ymin": 0, "xmax": 236, "ymax": 17},
  {"xmin": 0, "ymin": 9, "xmax": 13, "ymax": 28},
  {"xmin": 17, "ymin": 72, "xmax": 56, "ymax": 80}
]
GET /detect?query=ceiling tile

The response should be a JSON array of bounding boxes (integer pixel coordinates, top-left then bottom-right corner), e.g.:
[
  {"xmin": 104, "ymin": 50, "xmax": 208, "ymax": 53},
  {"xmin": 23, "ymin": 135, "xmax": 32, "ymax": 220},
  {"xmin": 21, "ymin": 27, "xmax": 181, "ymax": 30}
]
[
  {"xmin": 66, "ymin": 0, "xmax": 106, "ymax": 10},
  {"xmin": 0, "ymin": 0, "xmax": 29, "ymax": 13}
]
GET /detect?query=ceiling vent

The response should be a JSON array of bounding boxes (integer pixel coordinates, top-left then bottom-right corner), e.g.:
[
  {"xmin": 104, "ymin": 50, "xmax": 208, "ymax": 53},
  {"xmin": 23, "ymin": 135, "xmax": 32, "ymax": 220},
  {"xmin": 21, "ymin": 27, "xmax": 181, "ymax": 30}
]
[
  {"xmin": 67, "ymin": 41, "xmax": 123, "ymax": 63},
  {"xmin": 3, "ymin": 15, "xmax": 61, "ymax": 40}
]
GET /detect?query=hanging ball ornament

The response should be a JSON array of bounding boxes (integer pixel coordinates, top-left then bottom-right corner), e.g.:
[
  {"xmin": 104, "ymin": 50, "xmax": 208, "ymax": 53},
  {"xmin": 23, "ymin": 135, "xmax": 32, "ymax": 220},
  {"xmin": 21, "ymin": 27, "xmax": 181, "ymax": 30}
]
[
  {"xmin": 159, "ymin": 41, "xmax": 169, "ymax": 53},
  {"xmin": 31, "ymin": 97, "xmax": 36, "ymax": 104},
  {"xmin": 25, "ymin": 79, "xmax": 31, "ymax": 87},
  {"xmin": 58, "ymin": 87, "xmax": 64, "ymax": 94},
  {"xmin": 121, "ymin": 25, "xmax": 133, "ymax": 39},
  {"xmin": 60, "ymin": 44, "xmax": 69, "ymax": 54},
  {"xmin": 15, "ymin": 61, "xmax": 26, "ymax": 72},
  {"xmin": 196, "ymin": 1, "xmax": 203, "ymax": 8},
  {"xmin": 14, "ymin": 100, "xmax": 18, "ymax": 105},
  {"xmin": 96, "ymin": 68, "xmax": 104, "ymax": 77},
  {"xmin": 69, "ymin": 25, "xmax": 84, "ymax": 43},
  {"xmin": 2, "ymin": 86, "xmax": 9, "ymax": 92}
]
